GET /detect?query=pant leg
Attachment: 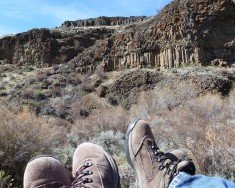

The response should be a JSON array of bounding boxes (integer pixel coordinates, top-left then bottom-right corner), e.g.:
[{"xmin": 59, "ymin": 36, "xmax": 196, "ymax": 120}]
[{"xmin": 169, "ymin": 172, "xmax": 235, "ymax": 188}]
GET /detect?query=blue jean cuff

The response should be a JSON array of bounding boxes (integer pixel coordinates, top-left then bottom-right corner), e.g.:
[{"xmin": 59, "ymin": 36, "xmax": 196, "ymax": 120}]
[{"xmin": 169, "ymin": 172, "xmax": 190, "ymax": 188}]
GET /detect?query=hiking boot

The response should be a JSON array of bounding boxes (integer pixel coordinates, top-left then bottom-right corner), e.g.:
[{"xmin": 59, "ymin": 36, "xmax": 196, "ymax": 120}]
[
  {"xmin": 72, "ymin": 142, "xmax": 120, "ymax": 188},
  {"xmin": 23, "ymin": 156, "xmax": 72, "ymax": 188},
  {"xmin": 124, "ymin": 120, "xmax": 195, "ymax": 188}
]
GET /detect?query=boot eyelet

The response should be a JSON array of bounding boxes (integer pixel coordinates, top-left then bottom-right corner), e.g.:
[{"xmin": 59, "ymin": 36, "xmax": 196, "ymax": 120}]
[
  {"xmin": 86, "ymin": 178, "xmax": 93, "ymax": 183},
  {"xmin": 83, "ymin": 178, "xmax": 89, "ymax": 183},
  {"xmin": 83, "ymin": 170, "xmax": 93, "ymax": 175},
  {"xmin": 174, "ymin": 171, "xmax": 179, "ymax": 176},
  {"xmin": 89, "ymin": 171, "xmax": 93, "ymax": 175},
  {"xmin": 158, "ymin": 165, "xmax": 164, "ymax": 170},
  {"xmin": 84, "ymin": 162, "xmax": 93, "ymax": 167}
]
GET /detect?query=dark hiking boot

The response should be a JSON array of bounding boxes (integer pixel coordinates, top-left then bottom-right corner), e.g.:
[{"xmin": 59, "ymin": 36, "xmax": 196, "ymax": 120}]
[
  {"xmin": 23, "ymin": 156, "xmax": 72, "ymax": 188},
  {"xmin": 124, "ymin": 120, "xmax": 195, "ymax": 188},
  {"xmin": 72, "ymin": 142, "xmax": 120, "ymax": 188}
]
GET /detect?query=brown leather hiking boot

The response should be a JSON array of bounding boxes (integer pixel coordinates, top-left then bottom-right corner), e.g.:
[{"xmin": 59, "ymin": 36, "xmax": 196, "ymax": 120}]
[
  {"xmin": 124, "ymin": 120, "xmax": 195, "ymax": 188},
  {"xmin": 71, "ymin": 142, "xmax": 120, "ymax": 188},
  {"xmin": 23, "ymin": 156, "xmax": 72, "ymax": 188}
]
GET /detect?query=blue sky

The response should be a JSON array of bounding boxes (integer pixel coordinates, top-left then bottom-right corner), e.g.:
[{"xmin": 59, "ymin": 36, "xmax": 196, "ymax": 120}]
[{"xmin": 0, "ymin": 0, "xmax": 172, "ymax": 35}]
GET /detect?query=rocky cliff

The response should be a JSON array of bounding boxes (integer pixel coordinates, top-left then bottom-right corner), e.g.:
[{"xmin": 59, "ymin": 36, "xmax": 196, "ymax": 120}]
[
  {"xmin": 0, "ymin": 28, "xmax": 113, "ymax": 67},
  {"xmin": 0, "ymin": 0, "xmax": 234, "ymax": 71},
  {"xmin": 62, "ymin": 16, "xmax": 148, "ymax": 27},
  {"xmin": 74, "ymin": 0, "xmax": 235, "ymax": 72}
]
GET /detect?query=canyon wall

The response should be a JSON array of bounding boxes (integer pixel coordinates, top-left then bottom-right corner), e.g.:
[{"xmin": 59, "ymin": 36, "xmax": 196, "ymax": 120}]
[
  {"xmin": 62, "ymin": 16, "xmax": 148, "ymax": 27},
  {"xmin": 73, "ymin": 0, "xmax": 235, "ymax": 72},
  {"xmin": 0, "ymin": 28, "xmax": 113, "ymax": 67},
  {"xmin": 0, "ymin": 0, "xmax": 234, "ymax": 71}
]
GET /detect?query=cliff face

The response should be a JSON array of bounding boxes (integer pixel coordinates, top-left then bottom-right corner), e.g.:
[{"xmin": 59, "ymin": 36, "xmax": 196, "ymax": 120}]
[
  {"xmin": 62, "ymin": 16, "xmax": 148, "ymax": 27},
  {"xmin": 0, "ymin": 0, "xmax": 234, "ymax": 71},
  {"xmin": 75, "ymin": 0, "xmax": 235, "ymax": 72},
  {"xmin": 0, "ymin": 28, "xmax": 113, "ymax": 67}
]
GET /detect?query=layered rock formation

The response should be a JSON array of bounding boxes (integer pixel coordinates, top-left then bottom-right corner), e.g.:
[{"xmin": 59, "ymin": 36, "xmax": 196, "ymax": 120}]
[
  {"xmin": 74, "ymin": 0, "xmax": 235, "ymax": 72},
  {"xmin": 0, "ymin": 0, "xmax": 234, "ymax": 71},
  {"xmin": 62, "ymin": 16, "xmax": 148, "ymax": 27},
  {"xmin": 0, "ymin": 28, "xmax": 113, "ymax": 67}
]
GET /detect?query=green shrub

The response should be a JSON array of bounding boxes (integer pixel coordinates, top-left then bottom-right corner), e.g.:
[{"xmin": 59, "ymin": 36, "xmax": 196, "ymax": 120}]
[
  {"xmin": 0, "ymin": 170, "xmax": 14, "ymax": 188},
  {"xmin": 34, "ymin": 90, "xmax": 47, "ymax": 100},
  {"xmin": 89, "ymin": 131, "xmax": 124, "ymax": 155}
]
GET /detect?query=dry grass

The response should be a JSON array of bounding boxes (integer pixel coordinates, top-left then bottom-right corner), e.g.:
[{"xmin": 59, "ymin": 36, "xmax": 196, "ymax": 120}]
[
  {"xmin": 0, "ymin": 107, "xmax": 62, "ymax": 186},
  {"xmin": 0, "ymin": 79, "xmax": 234, "ymax": 187},
  {"xmin": 70, "ymin": 106, "xmax": 130, "ymax": 140},
  {"xmin": 131, "ymin": 82, "xmax": 198, "ymax": 119},
  {"xmin": 70, "ymin": 93, "xmax": 108, "ymax": 119},
  {"xmin": 159, "ymin": 94, "xmax": 234, "ymax": 177},
  {"xmin": 21, "ymin": 89, "xmax": 34, "ymax": 100},
  {"xmin": 66, "ymin": 73, "xmax": 83, "ymax": 86},
  {"xmin": 131, "ymin": 84, "xmax": 235, "ymax": 181}
]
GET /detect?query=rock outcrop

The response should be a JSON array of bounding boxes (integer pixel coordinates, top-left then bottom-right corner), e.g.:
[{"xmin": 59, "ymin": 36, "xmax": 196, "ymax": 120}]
[
  {"xmin": 97, "ymin": 68, "xmax": 233, "ymax": 108},
  {"xmin": 62, "ymin": 16, "xmax": 148, "ymax": 27},
  {"xmin": 74, "ymin": 0, "xmax": 235, "ymax": 72},
  {"xmin": 0, "ymin": 0, "xmax": 234, "ymax": 70},
  {"xmin": 0, "ymin": 28, "xmax": 113, "ymax": 67}
]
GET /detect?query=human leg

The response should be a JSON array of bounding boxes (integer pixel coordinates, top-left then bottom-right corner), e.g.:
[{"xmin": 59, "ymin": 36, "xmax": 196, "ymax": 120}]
[{"xmin": 169, "ymin": 172, "xmax": 235, "ymax": 188}]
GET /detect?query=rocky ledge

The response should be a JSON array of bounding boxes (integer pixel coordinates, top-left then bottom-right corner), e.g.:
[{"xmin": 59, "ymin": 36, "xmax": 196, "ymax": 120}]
[
  {"xmin": 0, "ymin": 0, "xmax": 234, "ymax": 72},
  {"xmin": 62, "ymin": 16, "xmax": 148, "ymax": 27},
  {"xmin": 74, "ymin": 0, "xmax": 235, "ymax": 73}
]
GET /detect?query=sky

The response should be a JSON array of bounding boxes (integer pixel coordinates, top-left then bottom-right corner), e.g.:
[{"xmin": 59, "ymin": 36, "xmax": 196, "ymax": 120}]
[{"xmin": 0, "ymin": 0, "xmax": 172, "ymax": 36}]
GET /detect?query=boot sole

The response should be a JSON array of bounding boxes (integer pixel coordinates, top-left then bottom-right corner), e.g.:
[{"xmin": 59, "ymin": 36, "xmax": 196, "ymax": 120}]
[
  {"xmin": 124, "ymin": 120, "xmax": 141, "ymax": 188},
  {"xmin": 102, "ymin": 149, "xmax": 121, "ymax": 188}
]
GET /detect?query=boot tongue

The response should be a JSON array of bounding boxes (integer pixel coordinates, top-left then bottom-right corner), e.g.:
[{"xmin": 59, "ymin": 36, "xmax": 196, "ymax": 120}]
[
  {"xmin": 164, "ymin": 152, "xmax": 181, "ymax": 162},
  {"xmin": 177, "ymin": 160, "xmax": 196, "ymax": 175},
  {"xmin": 172, "ymin": 150, "xmax": 196, "ymax": 175},
  {"xmin": 163, "ymin": 150, "xmax": 196, "ymax": 175},
  {"xmin": 162, "ymin": 150, "xmax": 187, "ymax": 166}
]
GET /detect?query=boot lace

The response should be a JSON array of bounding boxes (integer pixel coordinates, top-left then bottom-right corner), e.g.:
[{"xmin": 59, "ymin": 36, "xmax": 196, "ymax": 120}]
[
  {"xmin": 149, "ymin": 141, "xmax": 192, "ymax": 181},
  {"xmin": 68, "ymin": 162, "xmax": 94, "ymax": 188}
]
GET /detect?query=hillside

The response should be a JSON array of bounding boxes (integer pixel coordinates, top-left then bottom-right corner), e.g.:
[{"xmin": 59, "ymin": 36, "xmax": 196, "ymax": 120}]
[
  {"xmin": 0, "ymin": 0, "xmax": 234, "ymax": 70},
  {"xmin": 0, "ymin": 0, "xmax": 234, "ymax": 187}
]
